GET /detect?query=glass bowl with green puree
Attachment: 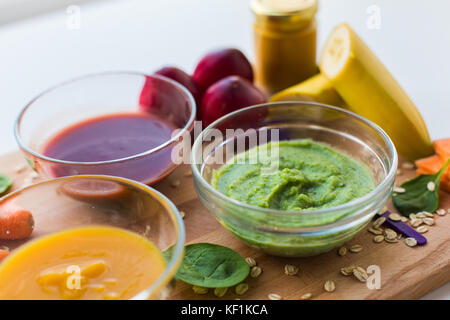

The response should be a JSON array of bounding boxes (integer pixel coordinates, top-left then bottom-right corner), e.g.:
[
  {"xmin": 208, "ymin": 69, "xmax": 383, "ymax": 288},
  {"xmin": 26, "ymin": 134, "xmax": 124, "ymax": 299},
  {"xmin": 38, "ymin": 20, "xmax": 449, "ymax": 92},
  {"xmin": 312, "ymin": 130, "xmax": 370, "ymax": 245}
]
[{"xmin": 191, "ymin": 102, "xmax": 397, "ymax": 257}]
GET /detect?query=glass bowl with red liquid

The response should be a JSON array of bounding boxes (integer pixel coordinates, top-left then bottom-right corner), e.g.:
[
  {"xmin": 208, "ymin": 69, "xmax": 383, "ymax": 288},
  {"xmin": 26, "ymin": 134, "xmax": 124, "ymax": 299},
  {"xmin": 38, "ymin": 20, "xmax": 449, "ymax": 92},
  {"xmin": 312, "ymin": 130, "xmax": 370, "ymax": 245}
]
[{"xmin": 14, "ymin": 72, "xmax": 196, "ymax": 185}]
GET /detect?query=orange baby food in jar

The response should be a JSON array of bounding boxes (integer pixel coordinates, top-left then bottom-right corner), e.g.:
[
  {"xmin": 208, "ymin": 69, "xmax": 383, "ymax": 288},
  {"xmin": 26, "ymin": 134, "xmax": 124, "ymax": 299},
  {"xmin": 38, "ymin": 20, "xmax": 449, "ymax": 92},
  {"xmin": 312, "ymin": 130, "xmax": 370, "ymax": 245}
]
[
  {"xmin": 251, "ymin": 0, "xmax": 318, "ymax": 94},
  {"xmin": 0, "ymin": 226, "xmax": 166, "ymax": 300}
]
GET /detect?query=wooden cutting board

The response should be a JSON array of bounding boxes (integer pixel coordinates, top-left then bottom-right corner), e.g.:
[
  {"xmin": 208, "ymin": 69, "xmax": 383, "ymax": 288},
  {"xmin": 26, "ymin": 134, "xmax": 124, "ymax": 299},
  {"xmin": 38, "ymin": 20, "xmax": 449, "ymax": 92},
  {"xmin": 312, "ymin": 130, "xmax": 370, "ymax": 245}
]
[{"xmin": 1, "ymin": 152, "xmax": 449, "ymax": 300}]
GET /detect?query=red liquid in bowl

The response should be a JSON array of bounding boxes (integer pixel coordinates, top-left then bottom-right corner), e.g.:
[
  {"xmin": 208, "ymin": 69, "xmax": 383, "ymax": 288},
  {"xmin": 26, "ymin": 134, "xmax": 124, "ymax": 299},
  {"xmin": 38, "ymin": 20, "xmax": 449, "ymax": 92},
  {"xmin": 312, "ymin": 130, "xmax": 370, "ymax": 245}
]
[{"xmin": 42, "ymin": 112, "xmax": 176, "ymax": 184}]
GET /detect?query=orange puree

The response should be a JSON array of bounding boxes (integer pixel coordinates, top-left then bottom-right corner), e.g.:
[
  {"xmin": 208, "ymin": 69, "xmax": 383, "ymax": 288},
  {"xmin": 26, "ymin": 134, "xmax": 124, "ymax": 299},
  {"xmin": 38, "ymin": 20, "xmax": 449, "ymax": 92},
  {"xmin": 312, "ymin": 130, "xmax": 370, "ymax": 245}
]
[{"xmin": 0, "ymin": 226, "xmax": 166, "ymax": 300}]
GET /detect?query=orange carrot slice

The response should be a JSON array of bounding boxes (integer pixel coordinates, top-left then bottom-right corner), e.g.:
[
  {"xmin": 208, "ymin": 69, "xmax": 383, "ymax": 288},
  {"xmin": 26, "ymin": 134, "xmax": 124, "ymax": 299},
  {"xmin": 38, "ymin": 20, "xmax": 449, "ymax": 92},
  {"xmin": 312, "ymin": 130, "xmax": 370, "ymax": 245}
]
[
  {"xmin": 0, "ymin": 249, "xmax": 9, "ymax": 262},
  {"xmin": 415, "ymin": 138, "xmax": 450, "ymax": 193},
  {"xmin": 416, "ymin": 168, "xmax": 432, "ymax": 175},
  {"xmin": 416, "ymin": 158, "xmax": 450, "ymax": 193},
  {"xmin": 416, "ymin": 155, "xmax": 450, "ymax": 178},
  {"xmin": 416, "ymin": 155, "xmax": 446, "ymax": 173},
  {"xmin": 433, "ymin": 138, "xmax": 450, "ymax": 160},
  {"xmin": 0, "ymin": 197, "xmax": 34, "ymax": 240}
]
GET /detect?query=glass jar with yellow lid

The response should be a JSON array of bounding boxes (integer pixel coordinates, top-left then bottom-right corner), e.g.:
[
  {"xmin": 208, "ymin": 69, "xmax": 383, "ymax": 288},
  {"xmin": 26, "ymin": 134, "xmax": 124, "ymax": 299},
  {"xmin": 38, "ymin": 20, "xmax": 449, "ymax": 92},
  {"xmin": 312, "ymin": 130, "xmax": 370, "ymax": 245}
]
[{"xmin": 251, "ymin": 0, "xmax": 318, "ymax": 94}]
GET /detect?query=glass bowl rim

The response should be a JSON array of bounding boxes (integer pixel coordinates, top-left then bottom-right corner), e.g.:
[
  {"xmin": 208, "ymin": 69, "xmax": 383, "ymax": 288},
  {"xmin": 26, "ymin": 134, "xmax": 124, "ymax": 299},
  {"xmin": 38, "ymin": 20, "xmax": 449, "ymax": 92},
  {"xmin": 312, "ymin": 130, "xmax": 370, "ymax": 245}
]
[
  {"xmin": 14, "ymin": 71, "xmax": 197, "ymax": 166},
  {"xmin": 0, "ymin": 174, "xmax": 185, "ymax": 300},
  {"xmin": 191, "ymin": 101, "xmax": 398, "ymax": 225}
]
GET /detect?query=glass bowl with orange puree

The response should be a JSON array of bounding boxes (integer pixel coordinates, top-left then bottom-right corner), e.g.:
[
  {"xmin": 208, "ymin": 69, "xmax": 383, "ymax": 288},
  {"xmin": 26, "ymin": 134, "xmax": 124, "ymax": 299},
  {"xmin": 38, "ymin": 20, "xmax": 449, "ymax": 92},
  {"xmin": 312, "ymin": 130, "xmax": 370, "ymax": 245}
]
[
  {"xmin": 14, "ymin": 72, "xmax": 196, "ymax": 185},
  {"xmin": 0, "ymin": 176, "xmax": 185, "ymax": 300}
]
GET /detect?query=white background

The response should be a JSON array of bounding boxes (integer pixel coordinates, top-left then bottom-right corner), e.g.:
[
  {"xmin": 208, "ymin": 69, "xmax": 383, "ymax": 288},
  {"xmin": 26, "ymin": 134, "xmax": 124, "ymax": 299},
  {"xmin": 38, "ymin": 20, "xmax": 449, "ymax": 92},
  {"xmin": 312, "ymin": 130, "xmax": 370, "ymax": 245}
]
[
  {"xmin": 0, "ymin": 0, "xmax": 95, "ymax": 24},
  {"xmin": 0, "ymin": 0, "xmax": 448, "ymax": 299}
]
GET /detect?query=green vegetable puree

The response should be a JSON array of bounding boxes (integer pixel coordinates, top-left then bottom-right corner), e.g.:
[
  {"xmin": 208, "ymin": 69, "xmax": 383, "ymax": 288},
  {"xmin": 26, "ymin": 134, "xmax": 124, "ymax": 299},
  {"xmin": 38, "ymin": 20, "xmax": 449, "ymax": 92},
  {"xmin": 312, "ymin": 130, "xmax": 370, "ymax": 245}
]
[{"xmin": 213, "ymin": 140, "xmax": 374, "ymax": 211}]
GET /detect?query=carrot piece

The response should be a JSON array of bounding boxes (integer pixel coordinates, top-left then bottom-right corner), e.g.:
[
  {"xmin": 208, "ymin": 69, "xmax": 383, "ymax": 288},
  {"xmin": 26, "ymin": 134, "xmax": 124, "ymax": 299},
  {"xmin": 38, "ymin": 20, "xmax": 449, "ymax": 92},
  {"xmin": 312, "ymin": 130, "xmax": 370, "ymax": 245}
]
[
  {"xmin": 416, "ymin": 168, "xmax": 432, "ymax": 175},
  {"xmin": 415, "ymin": 139, "xmax": 450, "ymax": 193},
  {"xmin": 415, "ymin": 155, "xmax": 445, "ymax": 173},
  {"xmin": 0, "ymin": 197, "xmax": 34, "ymax": 240},
  {"xmin": 433, "ymin": 138, "xmax": 450, "ymax": 160},
  {"xmin": 416, "ymin": 155, "xmax": 450, "ymax": 178},
  {"xmin": 416, "ymin": 158, "xmax": 450, "ymax": 193}
]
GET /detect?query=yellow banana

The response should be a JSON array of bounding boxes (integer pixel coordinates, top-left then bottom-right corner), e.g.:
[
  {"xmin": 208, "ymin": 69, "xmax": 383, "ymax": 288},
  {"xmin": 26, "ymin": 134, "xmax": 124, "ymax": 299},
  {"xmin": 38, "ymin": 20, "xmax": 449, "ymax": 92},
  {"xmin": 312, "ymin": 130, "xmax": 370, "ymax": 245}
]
[
  {"xmin": 319, "ymin": 23, "xmax": 433, "ymax": 160},
  {"xmin": 270, "ymin": 73, "xmax": 346, "ymax": 108}
]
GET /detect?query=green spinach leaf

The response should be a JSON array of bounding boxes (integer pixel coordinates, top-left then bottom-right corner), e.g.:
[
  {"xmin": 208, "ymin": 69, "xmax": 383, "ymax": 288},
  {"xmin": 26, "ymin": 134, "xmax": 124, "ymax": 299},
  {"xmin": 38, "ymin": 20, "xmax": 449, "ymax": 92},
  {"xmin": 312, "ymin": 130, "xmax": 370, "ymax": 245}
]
[
  {"xmin": 171, "ymin": 243, "xmax": 250, "ymax": 288},
  {"xmin": 393, "ymin": 160, "xmax": 449, "ymax": 215},
  {"xmin": 0, "ymin": 174, "xmax": 12, "ymax": 196}
]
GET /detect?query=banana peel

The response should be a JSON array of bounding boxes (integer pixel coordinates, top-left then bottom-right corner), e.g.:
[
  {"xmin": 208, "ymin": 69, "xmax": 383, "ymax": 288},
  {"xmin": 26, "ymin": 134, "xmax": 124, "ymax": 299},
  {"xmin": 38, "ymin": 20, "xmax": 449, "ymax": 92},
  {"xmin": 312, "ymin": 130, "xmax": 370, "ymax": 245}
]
[{"xmin": 319, "ymin": 23, "xmax": 433, "ymax": 161}]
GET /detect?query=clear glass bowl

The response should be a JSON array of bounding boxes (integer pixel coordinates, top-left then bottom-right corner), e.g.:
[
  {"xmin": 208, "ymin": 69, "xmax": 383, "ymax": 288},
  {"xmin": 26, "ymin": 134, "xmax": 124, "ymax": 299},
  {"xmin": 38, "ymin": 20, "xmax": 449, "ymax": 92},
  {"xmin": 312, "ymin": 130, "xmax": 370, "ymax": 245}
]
[
  {"xmin": 191, "ymin": 102, "xmax": 397, "ymax": 257},
  {"xmin": 0, "ymin": 175, "xmax": 185, "ymax": 300},
  {"xmin": 14, "ymin": 72, "xmax": 196, "ymax": 185}
]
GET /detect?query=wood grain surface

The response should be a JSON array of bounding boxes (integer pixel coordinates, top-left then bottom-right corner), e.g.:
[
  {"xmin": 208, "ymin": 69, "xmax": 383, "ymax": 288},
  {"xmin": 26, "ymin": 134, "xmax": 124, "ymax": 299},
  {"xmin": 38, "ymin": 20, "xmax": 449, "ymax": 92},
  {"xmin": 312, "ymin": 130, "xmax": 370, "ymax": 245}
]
[{"xmin": 1, "ymin": 152, "xmax": 449, "ymax": 300}]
